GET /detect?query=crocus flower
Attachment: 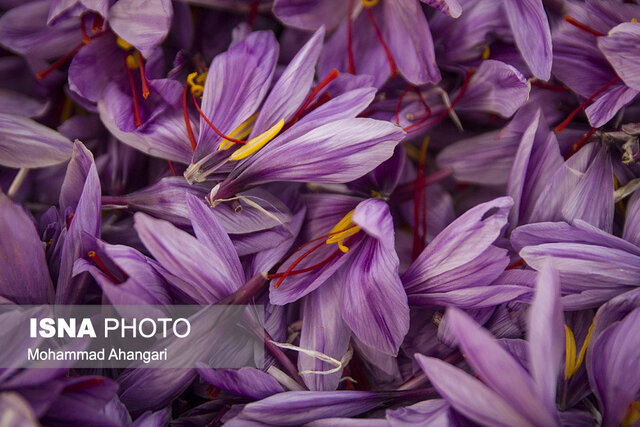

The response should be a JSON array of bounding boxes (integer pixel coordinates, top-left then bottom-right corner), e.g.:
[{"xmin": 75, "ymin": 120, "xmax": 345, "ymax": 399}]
[
  {"xmin": 416, "ymin": 261, "xmax": 574, "ymax": 427},
  {"xmin": 551, "ymin": 1, "xmax": 640, "ymax": 129},
  {"xmin": 512, "ymin": 186, "xmax": 640, "ymax": 309},
  {"xmin": 402, "ymin": 196, "xmax": 531, "ymax": 308}
]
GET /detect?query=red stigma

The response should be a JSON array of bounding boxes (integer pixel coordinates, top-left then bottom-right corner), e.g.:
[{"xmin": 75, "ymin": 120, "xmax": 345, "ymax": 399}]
[
  {"xmin": 506, "ymin": 258, "xmax": 525, "ymax": 270},
  {"xmin": 363, "ymin": 6, "xmax": 397, "ymax": 77},
  {"xmin": 88, "ymin": 250, "xmax": 128, "ymax": 283},
  {"xmin": 555, "ymin": 76, "xmax": 620, "ymax": 133},
  {"xmin": 35, "ymin": 13, "xmax": 106, "ymax": 80},
  {"xmin": 124, "ymin": 54, "xmax": 143, "ymax": 127},
  {"xmin": 66, "ymin": 213, "xmax": 74, "ymax": 229},
  {"xmin": 563, "ymin": 16, "xmax": 606, "ymax": 37},
  {"xmin": 530, "ymin": 81, "xmax": 568, "ymax": 92},
  {"xmin": 267, "ymin": 227, "xmax": 358, "ymax": 288},
  {"xmin": 347, "ymin": 0, "xmax": 356, "ymax": 74},
  {"xmin": 137, "ymin": 52, "xmax": 150, "ymax": 99},
  {"xmin": 191, "ymin": 93, "xmax": 247, "ymax": 144},
  {"xmin": 405, "ymin": 69, "xmax": 474, "ymax": 133},
  {"xmin": 565, "ymin": 127, "xmax": 598, "ymax": 159},
  {"xmin": 167, "ymin": 160, "xmax": 178, "ymax": 176},
  {"xmin": 63, "ymin": 377, "xmax": 105, "ymax": 393},
  {"xmin": 285, "ymin": 68, "xmax": 339, "ymax": 129},
  {"xmin": 35, "ymin": 43, "xmax": 84, "ymax": 80},
  {"xmin": 182, "ymin": 83, "xmax": 198, "ymax": 151},
  {"xmin": 248, "ymin": 0, "xmax": 260, "ymax": 29}
]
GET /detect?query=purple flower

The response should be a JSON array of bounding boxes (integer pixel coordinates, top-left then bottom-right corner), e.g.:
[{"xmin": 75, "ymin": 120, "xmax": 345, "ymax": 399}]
[{"xmin": 416, "ymin": 261, "xmax": 570, "ymax": 426}]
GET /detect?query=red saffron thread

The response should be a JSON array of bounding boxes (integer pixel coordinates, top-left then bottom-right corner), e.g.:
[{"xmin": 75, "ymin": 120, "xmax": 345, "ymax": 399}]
[
  {"xmin": 405, "ymin": 69, "xmax": 475, "ymax": 133},
  {"xmin": 88, "ymin": 251, "xmax": 122, "ymax": 283},
  {"xmin": 364, "ymin": 5, "xmax": 397, "ymax": 77},
  {"xmin": 182, "ymin": 84, "xmax": 198, "ymax": 151},
  {"xmin": 347, "ymin": 0, "xmax": 356, "ymax": 74},
  {"xmin": 286, "ymin": 68, "xmax": 339, "ymax": 129},
  {"xmin": 191, "ymin": 93, "xmax": 246, "ymax": 144},
  {"xmin": 563, "ymin": 16, "xmax": 606, "ymax": 37},
  {"xmin": 124, "ymin": 54, "xmax": 142, "ymax": 127},
  {"xmin": 555, "ymin": 76, "xmax": 620, "ymax": 133},
  {"xmin": 35, "ymin": 43, "xmax": 84, "ymax": 80}
]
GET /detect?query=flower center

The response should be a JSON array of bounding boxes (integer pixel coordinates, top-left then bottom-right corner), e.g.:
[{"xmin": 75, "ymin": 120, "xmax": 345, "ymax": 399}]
[{"xmin": 268, "ymin": 210, "xmax": 362, "ymax": 288}]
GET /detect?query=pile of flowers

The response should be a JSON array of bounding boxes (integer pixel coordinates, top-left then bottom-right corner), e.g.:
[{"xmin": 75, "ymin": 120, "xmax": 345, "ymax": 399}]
[{"xmin": 1, "ymin": 0, "xmax": 639, "ymax": 425}]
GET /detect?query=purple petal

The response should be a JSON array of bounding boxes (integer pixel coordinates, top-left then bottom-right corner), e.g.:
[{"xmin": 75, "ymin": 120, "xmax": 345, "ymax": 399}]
[
  {"xmin": 229, "ymin": 117, "xmax": 405, "ymax": 189},
  {"xmin": 196, "ymin": 365, "xmax": 284, "ymax": 400},
  {"xmin": 456, "ymin": 60, "xmax": 530, "ymax": 118},
  {"xmin": 55, "ymin": 142, "xmax": 101, "ymax": 304},
  {"xmin": 68, "ymin": 35, "xmax": 121, "ymax": 103},
  {"xmin": 237, "ymin": 391, "xmax": 387, "ymax": 426},
  {"xmin": 272, "ymin": 0, "xmax": 347, "ymax": 31},
  {"xmin": 299, "ymin": 278, "xmax": 351, "ymax": 391},
  {"xmin": 99, "ymin": 104, "xmax": 195, "ymax": 164},
  {"xmin": 186, "ymin": 194, "xmax": 245, "ymax": 287},
  {"xmin": 0, "ymin": 113, "xmax": 73, "ymax": 168},
  {"xmin": 250, "ymin": 27, "xmax": 324, "ymax": 137},
  {"xmin": 0, "ymin": 0, "xmax": 81, "ymax": 60},
  {"xmin": 561, "ymin": 147, "xmax": 614, "ymax": 232},
  {"xmin": 382, "ymin": 0, "xmax": 440, "ymax": 85},
  {"xmin": 402, "ymin": 197, "xmax": 512, "ymax": 294},
  {"xmin": 598, "ymin": 22, "xmax": 640, "ymax": 91},
  {"xmin": 133, "ymin": 213, "xmax": 240, "ymax": 304},
  {"xmin": 0, "ymin": 192, "xmax": 54, "ymax": 304},
  {"xmin": 108, "ymin": 0, "xmax": 173, "ymax": 58},
  {"xmin": 447, "ymin": 307, "xmax": 559, "ymax": 426},
  {"xmin": 623, "ymin": 190, "xmax": 640, "ymax": 246},
  {"xmin": 436, "ymin": 130, "xmax": 518, "ymax": 186},
  {"xmin": 527, "ymin": 261, "xmax": 564, "ymax": 416},
  {"xmin": 194, "ymin": 31, "xmax": 278, "ymax": 162},
  {"xmin": 342, "ymin": 200, "xmax": 409, "ymax": 356},
  {"xmin": 415, "ymin": 354, "xmax": 533, "ymax": 427},
  {"xmin": 502, "ymin": 0, "xmax": 552, "ymax": 80},
  {"xmin": 421, "ymin": 0, "xmax": 462, "ymax": 18},
  {"xmin": 589, "ymin": 307, "xmax": 640, "ymax": 426}
]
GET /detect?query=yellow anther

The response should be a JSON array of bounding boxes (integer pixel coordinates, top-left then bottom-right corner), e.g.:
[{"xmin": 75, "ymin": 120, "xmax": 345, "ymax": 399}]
[
  {"xmin": 116, "ymin": 37, "xmax": 133, "ymax": 51},
  {"xmin": 326, "ymin": 210, "xmax": 361, "ymax": 253},
  {"xmin": 187, "ymin": 71, "xmax": 207, "ymax": 97},
  {"xmin": 482, "ymin": 45, "xmax": 491, "ymax": 60},
  {"xmin": 125, "ymin": 54, "xmax": 139, "ymax": 69},
  {"xmin": 361, "ymin": 0, "xmax": 379, "ymax": 7},
  {"xmin": 218, "ymin": 113, "xmax": 258, "ymax": 150},
  {"xmin": 229, "ymin": 119, "xmax": 284, "ymax": 161},
  {"xmin": 564, "ymin": 321, "xmax": 594, "ymax": 380},
  {"xmin": 622, "ymin": 401, "xmax": 640, "ymax": 426},
  {"xmin": 632, "ymin": 18, "xmax": 638, "ymax": 23}
]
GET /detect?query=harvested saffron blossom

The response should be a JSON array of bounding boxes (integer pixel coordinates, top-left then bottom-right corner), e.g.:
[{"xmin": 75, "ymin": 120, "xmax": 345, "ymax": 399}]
[{"xmin": 2, "ymin": 0, "xmax": 640, "ymax": 425}]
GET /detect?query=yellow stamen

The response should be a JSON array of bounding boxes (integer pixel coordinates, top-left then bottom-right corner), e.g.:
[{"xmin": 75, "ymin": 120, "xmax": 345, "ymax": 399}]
[
  {"xmin": 326, "ymin": 210, "xmax": 362, "ymax": 253},
  {"xmin": 229, "ymin": 119, "xmax": 284, "ymax": 161},
  {"xmin": 564, "ymin": 325, "xmax": 576, "ymax": 380},
  {"xmin": 632, "ymin": 18, "xmax": 638, "ymax": 23},
  {"xmin": 564, "ymin": 321, "xmax": 595, "ymax": 380},
  {"xmin": 218, "ymin": 113, "xmax": 259, "ymax": 150},
  {"xmin": 187, "ymin": 71, "xmax": 207, "ymax": 97},
  {"xmin": 622, "ymin": 401, "xmax": 640, "ymax": 426},
  {"xmin": 361, "ymin": 0, "xmax": 379, "ymax": 7},
  {"xmin": 116, "ymin": 37, "xmax": 133, "ymax": 51},
  {"xmin": 482, "ymin": 45, "xmax": 491, "ymax": 60},
  {"xmin": 125, "ymin": 54, "xmax": 139, "ymax": 69}
]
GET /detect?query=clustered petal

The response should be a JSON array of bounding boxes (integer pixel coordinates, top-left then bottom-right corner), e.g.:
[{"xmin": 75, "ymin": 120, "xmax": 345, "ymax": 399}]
[{"xmin": 0, "ymin": 0, "xmax": 639, "ymax": 425}]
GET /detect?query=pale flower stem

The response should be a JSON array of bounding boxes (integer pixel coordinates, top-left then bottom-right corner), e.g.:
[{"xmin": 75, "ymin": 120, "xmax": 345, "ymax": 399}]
[{"xmin": 8, "ymin": 168, "xmax": 29, "ymax": 198}]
